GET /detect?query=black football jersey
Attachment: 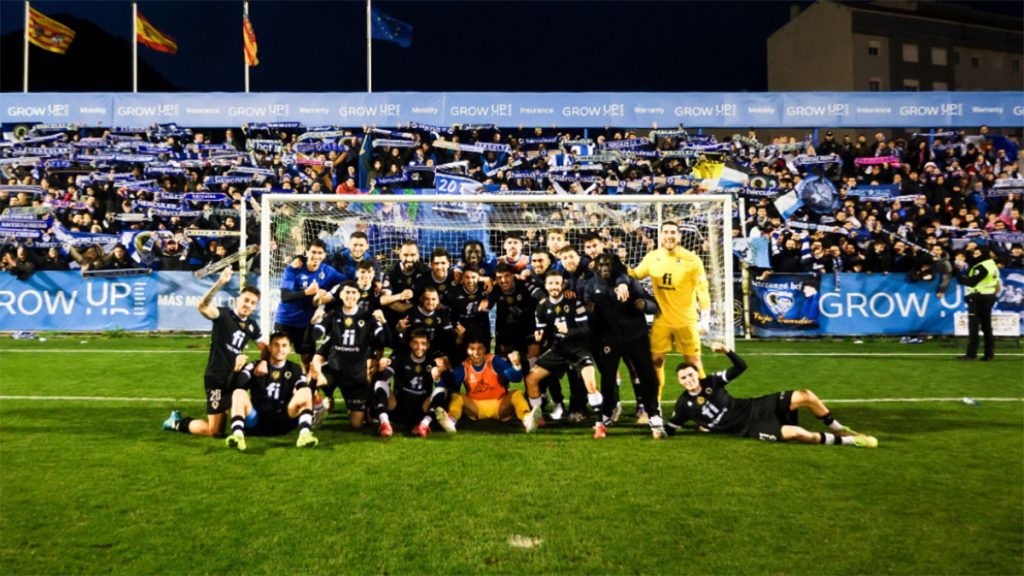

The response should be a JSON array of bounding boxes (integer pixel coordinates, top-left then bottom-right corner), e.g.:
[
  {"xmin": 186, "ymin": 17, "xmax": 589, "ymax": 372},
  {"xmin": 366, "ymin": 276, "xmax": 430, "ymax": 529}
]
[
  {"xmin": 534, "ymin": 296, "xmax": 589, "ymax": 344},
  {"xmin": 242, "ymin": 359, "xmax": 308, "ymax": 415},
  {"xmin": 491, "ymin": 279, "xmax": 537, "ymax": 337},
  {"xmin": 316, "ymin": 309, "xmax": 387, "ymax": 370},
  {"xmin": 668, "ymin": 352, "xmax": 750, "ymax": 434},
  {"xmin": 206, "ymin": 306, "xmax": 262, "ymax": 377}
]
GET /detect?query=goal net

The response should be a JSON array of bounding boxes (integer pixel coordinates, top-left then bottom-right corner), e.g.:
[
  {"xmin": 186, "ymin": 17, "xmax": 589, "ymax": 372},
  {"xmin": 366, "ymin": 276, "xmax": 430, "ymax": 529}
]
[{"xmin": 254, "ymin": 193, "xmax": 734, "ymax": 350}]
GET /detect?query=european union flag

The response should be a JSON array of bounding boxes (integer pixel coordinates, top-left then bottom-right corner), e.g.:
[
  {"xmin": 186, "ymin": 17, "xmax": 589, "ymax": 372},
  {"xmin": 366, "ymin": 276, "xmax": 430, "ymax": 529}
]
[{"xmin": 371, "ymin": 8, "xmax": 413, "ymax": 48}]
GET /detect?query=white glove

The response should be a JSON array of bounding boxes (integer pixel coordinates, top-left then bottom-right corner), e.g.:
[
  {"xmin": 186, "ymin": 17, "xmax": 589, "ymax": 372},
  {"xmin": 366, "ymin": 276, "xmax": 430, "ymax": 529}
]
[{"xmin": 698, "ymin": 310, "xmax": 711, "ymax": 336}]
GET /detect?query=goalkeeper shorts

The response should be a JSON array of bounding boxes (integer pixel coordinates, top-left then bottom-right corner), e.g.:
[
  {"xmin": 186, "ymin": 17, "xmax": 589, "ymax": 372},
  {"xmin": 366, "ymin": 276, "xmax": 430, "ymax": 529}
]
[{"xmin": 650, "ymin": 318, "xmax": 700, "ymax": 356}]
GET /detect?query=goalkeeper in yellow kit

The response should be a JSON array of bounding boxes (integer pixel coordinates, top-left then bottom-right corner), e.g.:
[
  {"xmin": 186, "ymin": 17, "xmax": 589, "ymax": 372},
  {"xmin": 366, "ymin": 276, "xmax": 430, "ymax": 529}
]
[{"xmin": 629, "ymin": 221, "xmax": 712, "ymax": 400}]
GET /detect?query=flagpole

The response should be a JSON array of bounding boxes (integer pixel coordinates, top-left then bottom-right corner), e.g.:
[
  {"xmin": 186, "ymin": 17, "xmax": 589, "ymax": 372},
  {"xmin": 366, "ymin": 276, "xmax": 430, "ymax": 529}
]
[
  {"xmin": 132, "ymin": 1, "xmax": 138, "ymax": 92},
  {"xmin": 366, "ymin": 0, "xmax": 372, "ymax": 93},
  {"xmin": 243, "ymin": 0, "xmax": 250, "ymax": 93},
  {"xmin": 23, "ymin": 0, "xmax": 29, "ymax": 93}
]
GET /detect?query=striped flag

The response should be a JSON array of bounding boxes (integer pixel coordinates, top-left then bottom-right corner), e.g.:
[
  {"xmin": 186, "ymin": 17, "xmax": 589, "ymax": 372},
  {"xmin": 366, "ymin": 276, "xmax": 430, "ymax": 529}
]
[
  {"xmin": 136, "ymin": 12, "xmax": 177, "ymax": 54},
  {"xmin": 27, "ymin": 7, "xmax": 76, "ymax": 55},
  {"xmin": 243, "ymin": 14, "xmax": 258, "ymax": 66}
]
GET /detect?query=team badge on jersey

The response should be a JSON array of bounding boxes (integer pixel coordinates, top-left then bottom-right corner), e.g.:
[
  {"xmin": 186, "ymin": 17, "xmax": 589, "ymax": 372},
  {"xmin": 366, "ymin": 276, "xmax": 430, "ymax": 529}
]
[
  {"xmin": 345, "ymin": 317, "xmax": 353, "ymax": 327},
  {"xmin": 358, "ymin": 320, "xmax": 365, "ymax": 327},
  {"xmin": 555, "ymin": 305, "xmax": 561, "ymax": 314},
  {"xmin": 696, "ymin": 396, "xmax": 705, "ymax": 405},
  {"xmin": 415, "ymin": 365, "xmax": 422, "ymax": 374},
  {"xmin": 272, "ymin": 370, "xmax": 280, "ymax": 379},
  {"xmin": 285, "ymin": 371, "xmax": 292, "ymax": 379},
  {"xmin": 705, "ymin": 387, "xmax": 713, "ymax": 394},
  {"xmin": 425, "ymin": 318, "xmax": 434, "ymax": 326},
  {"xmin": 439, "ymin": 284, "xmax": 446, "ymax": 292},
  {"xmin": 506, "ymin": 296, "xmax": 514, "ymax": 304}
]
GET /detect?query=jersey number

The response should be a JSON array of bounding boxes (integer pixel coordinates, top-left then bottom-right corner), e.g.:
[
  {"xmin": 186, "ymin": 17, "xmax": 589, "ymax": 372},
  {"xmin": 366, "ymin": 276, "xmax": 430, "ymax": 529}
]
[
  {"xmin": 341, "ymin": 329, "xmax": 356, "ymax": 346},
  {"xmin": 266, "ymin": 382, "xmax": 281, "ymax": 400}
]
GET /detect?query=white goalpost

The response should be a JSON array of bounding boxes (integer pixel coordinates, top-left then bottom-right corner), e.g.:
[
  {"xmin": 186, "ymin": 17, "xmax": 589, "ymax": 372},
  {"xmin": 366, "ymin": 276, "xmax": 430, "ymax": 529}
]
[{"xmin": 251, "ymin": 193, "xmax": 734, "ymax": 351}]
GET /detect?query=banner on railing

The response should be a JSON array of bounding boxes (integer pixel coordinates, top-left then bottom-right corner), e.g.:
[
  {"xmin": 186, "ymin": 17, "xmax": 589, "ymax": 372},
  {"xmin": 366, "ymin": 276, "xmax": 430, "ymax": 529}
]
[
  {"xmin": 750, "ymin": 271, "xmax": 1024, "ymax": 336},
  {"xmin": 0, "ymin": 271, "xmax": 259, "ymax": 332},
  {"xmin": 2, "ymin": 92, "xmax": 1021, "ymax": 128}
]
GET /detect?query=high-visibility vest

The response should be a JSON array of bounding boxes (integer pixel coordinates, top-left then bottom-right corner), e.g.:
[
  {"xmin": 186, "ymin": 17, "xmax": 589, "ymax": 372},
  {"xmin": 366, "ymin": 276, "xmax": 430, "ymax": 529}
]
[{"xmin": 966, "ymin": 259, "xmax": 999, "ymax": 295}]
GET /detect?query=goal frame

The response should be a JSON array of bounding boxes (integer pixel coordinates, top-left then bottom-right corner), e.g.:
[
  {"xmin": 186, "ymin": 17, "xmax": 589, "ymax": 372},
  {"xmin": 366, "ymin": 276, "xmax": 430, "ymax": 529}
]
[{"xmin": 252, "ymin": 193, "xmax": 734, "ymax": 350}]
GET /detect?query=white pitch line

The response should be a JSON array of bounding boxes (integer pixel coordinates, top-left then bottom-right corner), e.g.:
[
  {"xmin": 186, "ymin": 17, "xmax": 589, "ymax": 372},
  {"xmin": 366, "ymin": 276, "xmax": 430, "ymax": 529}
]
[
  {"xmin": 0, "ymin": 349, "xmax": 206, "ymax": 354},
  {"xmin": 3, "ymin": 349, "xmax": 1023, "ymax": 358},
  {"xmin": 0, "ymin": 395, "xmax": 1019, "ymax": 404},
  {"xmin": 0, "ymin": 395, "xmax": 202, "ymax": 403}
]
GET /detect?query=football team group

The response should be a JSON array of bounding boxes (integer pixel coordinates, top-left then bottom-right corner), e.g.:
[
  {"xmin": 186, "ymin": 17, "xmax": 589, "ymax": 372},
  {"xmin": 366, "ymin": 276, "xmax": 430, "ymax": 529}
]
[{"xmin": 161, "ymin": 221, "xmax": 878, "ymax": 450}]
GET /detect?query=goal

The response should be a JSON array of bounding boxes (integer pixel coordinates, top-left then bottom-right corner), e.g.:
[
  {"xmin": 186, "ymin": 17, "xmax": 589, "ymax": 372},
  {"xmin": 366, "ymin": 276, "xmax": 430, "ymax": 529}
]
[{"xmin": 250, "ymin": 193, "xmax": 734, "ymax": 350}]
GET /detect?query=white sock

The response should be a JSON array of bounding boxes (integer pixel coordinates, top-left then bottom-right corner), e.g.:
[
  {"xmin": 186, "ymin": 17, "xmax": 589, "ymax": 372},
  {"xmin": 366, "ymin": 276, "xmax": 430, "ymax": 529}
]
[
  {"xmin": 587, "ymin": 392, "xmax": 603, "ymax": 408},
  {"xmin": 840, "ymin": 435, "xmax": 857, "ymax": 446},
  {"xmin": 829, "ymin": 420, "xmax": 845, "ymax": 432},
  {"xmin": 821, "ymin": 432, "xmax": 836, "ymax": 445},
  {"xmin": 649, "ymin": 415, "xmax": 664, "ymax": 428},
  {"xmin": 529, "ymin": 397, "xmax": 543, "ymax": 409},
  {"xmin": 420, "ymin": 416, "xmax": 432, "ymax": 427},
  {"xmin": 378, "ymin": 413, "xmax": 390, "ymax": 425}
]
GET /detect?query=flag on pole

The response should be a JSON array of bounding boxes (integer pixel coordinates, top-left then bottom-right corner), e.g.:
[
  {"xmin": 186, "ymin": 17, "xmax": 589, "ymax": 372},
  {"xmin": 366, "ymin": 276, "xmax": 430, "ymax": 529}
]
[
  {"xmin": 370, "ymin": 8, "xmax": 412, "ymax": 48},
  {"xmin": 27, "ymin": 7, "xmax": 75, "ymax": 55},
  {"xmin": 136, "ymin": 12, "xmax": 177, "ymax": 54},
  {"xmin": 243, "ymin": 14, "xmax": 258, "ymax": 66}
]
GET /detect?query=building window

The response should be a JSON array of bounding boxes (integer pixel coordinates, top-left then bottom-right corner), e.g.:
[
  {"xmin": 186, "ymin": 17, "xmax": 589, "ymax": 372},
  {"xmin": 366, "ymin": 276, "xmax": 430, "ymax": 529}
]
[
  {"xmin": 1014, "ymin": 59, "xmax": 1021, "ymax": 72},
  {"xmin": 902, "ymin": 43, "xmax": 919, "ymax": 63},
  {"xmin": 903, "ymin": 79, "xmax": 920, "ymax": 91},
  {"xmin": 933, "ymin": 81, "xmax": 948, "ymax": 91},
  {"xmin": 971, "ymin": 55, "xmax": 981, "ymax": 68},
  {"xmin": 869, "ymin": 78, "xmax": 882, "ymax": 92},
  {"xmin": 868, "ymin": 41, "xmax": 880, "ymax": 56},
  {"xmin": 931, "ymin": 47, "xmax": 947, "ymax": 66}
]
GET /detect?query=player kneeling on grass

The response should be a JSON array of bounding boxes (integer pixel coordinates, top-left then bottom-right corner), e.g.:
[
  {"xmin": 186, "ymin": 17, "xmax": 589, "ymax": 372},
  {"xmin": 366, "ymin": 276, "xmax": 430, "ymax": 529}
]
[
  {"xmin": 666, "ymin": 343, "xmax": 878, "ymax": 447},
  {"xmin": 163, "ymin": 268, "xmax": 266, "ymax": 438},
  {"xmin": 225, "ymin": 332, "xmax": 319, "ymax": 451},
  {"xmin": 370, "ymin": 329, "xmax": 451, "ymax": 438},
  {"xmin": 433, "ymin": 339, "xmax": 532, "ymax": 433}
]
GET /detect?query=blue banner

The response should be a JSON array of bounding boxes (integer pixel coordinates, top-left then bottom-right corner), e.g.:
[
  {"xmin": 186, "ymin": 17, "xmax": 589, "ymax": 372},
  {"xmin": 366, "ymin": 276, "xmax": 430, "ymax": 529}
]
[
  {"xmin": 3, "ymin": 92, "xmax": 1021, "ymax": 128},
  {"xmin": 751, "ymin": 271, "xmax": 1024, "ymax": 336},
  {"xmin": 0, "ymin": 271, "xmax": 157, "ymax": 331},
  {"xmin": 750, "ymin": 274, "xmax": 821, "ymax": 331}
]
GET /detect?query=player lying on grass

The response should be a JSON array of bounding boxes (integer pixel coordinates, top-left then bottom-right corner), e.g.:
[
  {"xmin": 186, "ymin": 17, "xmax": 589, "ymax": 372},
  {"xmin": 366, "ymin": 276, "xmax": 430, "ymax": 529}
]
[
  {"xmin": 666, "ymin": 343, "xmax": 878, "ymax": 447},
  {"xmin": 433, "ymin": 339, "xmax": 533, "ymax": 433},
  {"xmin": 225, "ymin": 332, "xmax": 319, "ymax": 451},
  {"xmin": 163, "ymin": 268, "xmax": 266, "ymax": 437}
]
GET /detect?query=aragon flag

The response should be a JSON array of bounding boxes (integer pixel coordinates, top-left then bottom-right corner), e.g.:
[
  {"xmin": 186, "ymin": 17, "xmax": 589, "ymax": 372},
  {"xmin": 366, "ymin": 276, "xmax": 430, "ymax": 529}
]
[
  {"xmin": 28, "ymin": 7, "xmax": 76, "ymax": 55},
  {"xmin": 136, "ymin": 12, "xmax": 177, "ymax": 54},
  {"xmin": 243, "ymin": 15, "xmax": 258, "ymax": 66}
]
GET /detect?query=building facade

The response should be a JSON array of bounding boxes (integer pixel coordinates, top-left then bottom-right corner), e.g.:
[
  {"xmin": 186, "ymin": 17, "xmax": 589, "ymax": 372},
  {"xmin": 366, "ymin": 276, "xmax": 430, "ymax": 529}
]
[{"xmin": 768, "ymin": 1, "xmax": 1023, "ymax": 92}]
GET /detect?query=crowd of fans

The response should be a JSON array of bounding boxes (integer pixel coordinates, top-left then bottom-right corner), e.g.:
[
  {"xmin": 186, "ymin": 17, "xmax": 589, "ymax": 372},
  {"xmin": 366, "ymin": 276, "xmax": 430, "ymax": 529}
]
[{"xmin": 0, "ymin": 121, "xmax": 1021, "ymax": 282}]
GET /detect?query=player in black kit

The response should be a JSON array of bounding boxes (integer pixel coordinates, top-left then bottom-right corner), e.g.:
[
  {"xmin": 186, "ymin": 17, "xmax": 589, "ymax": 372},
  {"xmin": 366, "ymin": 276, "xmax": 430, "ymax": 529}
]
[
  {"xmin": 523, "ymin": 270, "xmax": 607, "ymax": 439},
  {"xmin": 371, "ymin": 329, "xmax": 450, "ymax": 438},
  {"xmin": 309, "ymin": 281, "xmax": 389, "ymax": 430},
  {"xmin": 667, "ymin": 344, "xmax": 878, "ymax": 447},
  {"xmin": 584, "ymin": 253, "xmax": 664, "ymax": 438},
  {"xmin": 224, "ymin": 332, "xmax": 319, "ymax": 450},
  {"xmin": 163, "ymin": 268, "xmax": 266, "ymax": 437}
]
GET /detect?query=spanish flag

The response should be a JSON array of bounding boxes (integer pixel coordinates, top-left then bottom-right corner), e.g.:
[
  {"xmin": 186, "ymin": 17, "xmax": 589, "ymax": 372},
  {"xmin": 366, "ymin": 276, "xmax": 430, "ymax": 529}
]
[
  {"xmin": 27, "ymin": 7, "xmax": 75, "ymax": 55},
  {"xmin": 243, "ymin": 15, "xmax": 258, "ymax": 67},
  {"xmin": 136, "ymin": 12, "xmax": 177, "ymax": 54}
]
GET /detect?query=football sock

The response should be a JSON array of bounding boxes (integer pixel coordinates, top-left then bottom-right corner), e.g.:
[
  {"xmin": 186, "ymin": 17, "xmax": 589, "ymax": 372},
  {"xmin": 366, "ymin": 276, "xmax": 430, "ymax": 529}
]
[
  {"xmin": 510, "ymin": 390, "xmax": 531, "ymax": 420},
  {"xmin": 378, "ymin": 412, "xmax": 390, "ymax": 425},
  {"xmin": 373, "ymin": 382, "xmax": 390, "ymax": 417},
  {"xmin": 176, "ymin": 417, "xmax": 194, "ymax": 434},
  {"xmin": 840, "ymin": 435, "xmax": 857, "ymax": 446},
  {"xmin": 297, "ymin": 409, "xmax": 313, "ymax": 433},
  {"xmin": 588, "ymin": 392, "xmax": 603, "ymax": 424},
  {"xmin": 448, "ymin": 394, "xmax": 465, "ymax": 420},
  {"xmin": 819, "ymin": 432, "xmax": 836, "ymax": 445},
  {"xmin": 655, "ymin": 365, "xmax": 665, "ymax": 401},
  {"xmin": 428, "ymin": 387, "xmax": 448, "ymax": 410},
  {"xmin": 528, "ymin": 396, "xmax": 543, "ymax": 410},
  {"xmin": 419, "ymin": 415, "xmax": 433, "ymax": 428},
  {"xmin": 649, "ymin": 415, "xmax": 664, "ymax": 428},
  {"xmin": 230, "ymin": 416, "xmax": 245, "ymax": 437}
]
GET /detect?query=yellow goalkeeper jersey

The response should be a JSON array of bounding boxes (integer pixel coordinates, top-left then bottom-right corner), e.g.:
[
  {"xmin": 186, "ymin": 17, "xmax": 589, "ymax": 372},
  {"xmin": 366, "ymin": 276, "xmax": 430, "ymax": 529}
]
[{"xmin": 630, "ymin": 247, "xmax": 710, "ymax": 324}]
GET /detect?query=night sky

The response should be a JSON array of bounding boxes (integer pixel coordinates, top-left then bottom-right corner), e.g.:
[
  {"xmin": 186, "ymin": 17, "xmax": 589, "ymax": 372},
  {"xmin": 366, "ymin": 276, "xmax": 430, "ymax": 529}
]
[{"xmin": 1, "ymin": 0, "xmax": 1021, "ymax": 93}]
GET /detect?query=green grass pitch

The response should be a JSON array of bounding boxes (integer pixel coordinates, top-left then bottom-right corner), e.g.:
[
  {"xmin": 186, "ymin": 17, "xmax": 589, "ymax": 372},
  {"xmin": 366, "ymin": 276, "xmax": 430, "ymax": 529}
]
[{"xmin": 1, "ymin": 335, "xmax": 1022, "ymax": 575}]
